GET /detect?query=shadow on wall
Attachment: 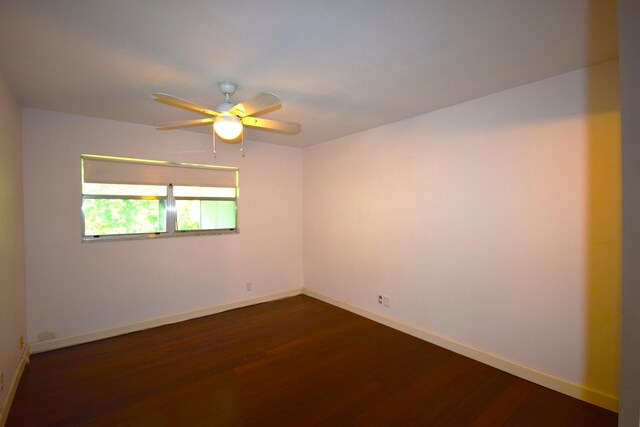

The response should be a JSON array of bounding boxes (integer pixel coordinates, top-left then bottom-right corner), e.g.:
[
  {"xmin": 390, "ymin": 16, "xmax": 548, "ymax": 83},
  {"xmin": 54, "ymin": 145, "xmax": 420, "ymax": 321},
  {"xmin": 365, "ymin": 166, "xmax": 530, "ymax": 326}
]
[{"xmin": 584, "ymin": 0, "xmax": 621, "ymax": 408}]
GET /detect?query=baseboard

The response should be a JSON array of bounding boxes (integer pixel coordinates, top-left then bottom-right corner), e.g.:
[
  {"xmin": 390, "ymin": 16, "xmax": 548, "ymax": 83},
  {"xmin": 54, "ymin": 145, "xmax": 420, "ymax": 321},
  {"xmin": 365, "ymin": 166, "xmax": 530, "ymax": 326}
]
[
  {"xmin": 303, "ymin": 288, "xmax": 618, "ymax": 413},
  {"xmin": 0, "ymin": 346, "xmax": 30, "ymax": 427},
  {"xmin": 30, "ymin": 288, "xmax": 303, "ymax": 354}
]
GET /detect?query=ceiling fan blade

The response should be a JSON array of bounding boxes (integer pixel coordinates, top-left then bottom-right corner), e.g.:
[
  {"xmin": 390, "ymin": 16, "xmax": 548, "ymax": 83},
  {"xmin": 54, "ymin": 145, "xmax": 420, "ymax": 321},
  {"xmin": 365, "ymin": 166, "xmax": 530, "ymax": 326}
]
[
  {"xmin": 242, "ymin": 116, "xmax": 301, "ymax": 134},
  {"xmin": 230, "ymin": 93, "xmax": 281, "ymax": 117},
  {"xmin": 156, "ymin": 117, "xmax": 214, "ymax": 130},
  {"xmin": 152, "ymin": 93, "xmax": 219, "ymax": 117}
]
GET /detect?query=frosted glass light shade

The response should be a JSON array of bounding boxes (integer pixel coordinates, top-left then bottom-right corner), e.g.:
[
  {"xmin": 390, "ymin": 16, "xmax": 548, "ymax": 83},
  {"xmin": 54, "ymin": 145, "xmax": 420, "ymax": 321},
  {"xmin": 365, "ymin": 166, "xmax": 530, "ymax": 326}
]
[{"xmin": 214, "ymin": 114, "xmax": 243, "ymax": 140}]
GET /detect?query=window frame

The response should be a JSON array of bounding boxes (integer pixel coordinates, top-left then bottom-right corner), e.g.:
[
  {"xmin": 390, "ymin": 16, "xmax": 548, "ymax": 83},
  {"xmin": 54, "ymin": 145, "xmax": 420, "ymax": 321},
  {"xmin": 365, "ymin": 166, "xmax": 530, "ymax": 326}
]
[
  {"xmin": 81, "ymin": 157, "xmax": 239, "ymax": 242},
  {"xmin": 173, "ymin": 193, "xmax": 237, "ymax": 232}
]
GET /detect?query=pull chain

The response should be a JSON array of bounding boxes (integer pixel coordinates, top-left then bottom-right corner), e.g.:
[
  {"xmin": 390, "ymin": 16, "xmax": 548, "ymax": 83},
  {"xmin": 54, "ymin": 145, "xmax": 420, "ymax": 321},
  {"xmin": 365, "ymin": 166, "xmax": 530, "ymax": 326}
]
[
  {"xmin": 212, "ymin": 124, "xmax": 217, "ymax": 158},
  {"xmin": 241, "ymin": 131, "xmax": 245, "ymax": 157}
]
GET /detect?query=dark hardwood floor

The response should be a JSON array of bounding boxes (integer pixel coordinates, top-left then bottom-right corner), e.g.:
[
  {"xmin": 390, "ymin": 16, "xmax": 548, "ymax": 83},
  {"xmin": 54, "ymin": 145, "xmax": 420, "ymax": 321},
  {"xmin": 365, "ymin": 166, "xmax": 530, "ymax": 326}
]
[{"xmin": 8, "ymin": 295, "xmax": 616, "ymax": 426}]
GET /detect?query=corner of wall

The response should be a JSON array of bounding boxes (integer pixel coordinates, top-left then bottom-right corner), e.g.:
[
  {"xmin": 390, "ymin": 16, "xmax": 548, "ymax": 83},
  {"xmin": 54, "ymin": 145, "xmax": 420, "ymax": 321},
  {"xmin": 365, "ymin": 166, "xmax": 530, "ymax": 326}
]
[
  {"xmin": 0, "ymin": 345, "xmax": 30, "ymax": 426},
  {"xmin": 0, "ymin": 71, "xmax": 27, "ymax": 427}
]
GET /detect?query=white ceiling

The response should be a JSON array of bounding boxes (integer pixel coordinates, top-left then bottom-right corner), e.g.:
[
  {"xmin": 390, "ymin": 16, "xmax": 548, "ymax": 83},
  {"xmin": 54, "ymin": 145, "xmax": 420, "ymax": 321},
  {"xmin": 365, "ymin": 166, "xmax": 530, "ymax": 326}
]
[{"xmin": 0, "ymin": 0, "xmax": 617, "ymax": 147}]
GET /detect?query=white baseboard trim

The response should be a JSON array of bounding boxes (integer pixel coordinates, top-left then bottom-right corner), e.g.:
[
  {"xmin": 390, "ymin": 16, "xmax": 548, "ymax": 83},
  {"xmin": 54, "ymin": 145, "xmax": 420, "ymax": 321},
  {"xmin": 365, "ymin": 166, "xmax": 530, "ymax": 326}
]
[
  {"xmin": 0, "ymin": 345, "xmax": 30, "ymax": 427},
  {"xmin": 29, "ymin": 288, "xmax": 304, "ymax": 354},
  {"xmin": 303, "ymin": 288, "xmax": 618, "ymax": 413}
]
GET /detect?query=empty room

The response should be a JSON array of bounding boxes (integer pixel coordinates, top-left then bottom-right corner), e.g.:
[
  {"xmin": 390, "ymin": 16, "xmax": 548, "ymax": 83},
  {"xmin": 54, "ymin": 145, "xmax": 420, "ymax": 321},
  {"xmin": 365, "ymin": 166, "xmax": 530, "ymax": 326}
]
[{"xmin": 1, "ymin": 1, "xmax": 639, "ymax": 425}]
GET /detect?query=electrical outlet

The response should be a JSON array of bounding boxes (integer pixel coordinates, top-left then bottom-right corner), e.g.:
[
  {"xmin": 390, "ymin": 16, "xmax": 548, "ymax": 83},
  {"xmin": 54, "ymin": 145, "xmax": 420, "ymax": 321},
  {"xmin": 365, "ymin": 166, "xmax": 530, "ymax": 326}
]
[
  {"xmin": 383, "ymin": 295, "xmax": 390, "ymax": 308},
  {"xmin": 246, "ymin": 282, "xmax": 252, "ymax": 291},
  {"xmin": 19, "ymin": 335, "xmax": 24, "ymax": 350},
  {"xmin": 378, "ymin": 295, "xmax": 383, "ymax": 304}
]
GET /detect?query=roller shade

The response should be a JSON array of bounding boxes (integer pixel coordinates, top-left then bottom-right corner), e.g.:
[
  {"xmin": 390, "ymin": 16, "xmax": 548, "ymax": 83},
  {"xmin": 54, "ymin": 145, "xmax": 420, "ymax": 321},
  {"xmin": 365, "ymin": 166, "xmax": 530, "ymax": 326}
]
[{"xmin": 82, "ymin": 156, "xmax": 237, "ymax": 188}]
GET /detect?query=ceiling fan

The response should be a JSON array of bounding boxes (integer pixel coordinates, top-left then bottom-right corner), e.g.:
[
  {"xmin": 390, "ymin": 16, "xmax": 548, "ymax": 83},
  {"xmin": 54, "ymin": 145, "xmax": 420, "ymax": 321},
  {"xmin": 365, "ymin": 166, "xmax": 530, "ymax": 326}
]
[{"xmin": 153, "ymin": 82, "xmax": 301, "ymax": 156}]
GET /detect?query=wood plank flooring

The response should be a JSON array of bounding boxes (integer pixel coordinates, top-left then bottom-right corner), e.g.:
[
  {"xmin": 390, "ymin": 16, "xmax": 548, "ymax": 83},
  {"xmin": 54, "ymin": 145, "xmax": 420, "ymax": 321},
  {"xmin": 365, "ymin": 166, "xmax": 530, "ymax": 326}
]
[{"xmin": 7, "ymin": 295, "xmax": 617, "ymax": 426}]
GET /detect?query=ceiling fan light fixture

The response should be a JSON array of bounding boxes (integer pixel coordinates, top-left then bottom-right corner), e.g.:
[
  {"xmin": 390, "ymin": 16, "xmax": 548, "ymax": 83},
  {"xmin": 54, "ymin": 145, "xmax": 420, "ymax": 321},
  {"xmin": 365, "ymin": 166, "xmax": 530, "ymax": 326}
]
[
  {"xmin": 213, "ymin": 113, "xmax": 243, "ymax": 140},
  {"xmin": 153, "ymin": 81, "xmax": 300, "ymax": 155}
]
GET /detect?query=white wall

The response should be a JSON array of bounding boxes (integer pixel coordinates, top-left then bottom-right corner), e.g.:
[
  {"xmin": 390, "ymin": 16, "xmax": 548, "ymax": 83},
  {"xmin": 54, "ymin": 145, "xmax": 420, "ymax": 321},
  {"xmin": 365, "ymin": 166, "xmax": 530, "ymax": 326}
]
[
  {"xmin": 0, "ymin": 72, "xmax": 26, "ymax": 414},
  {"xmin": 304, "ymin": 61, "xmax": 620, "ymax": 399},
  {"xmin": 23, "ymin": 109, "xmax": 303, "ymax": 343}
]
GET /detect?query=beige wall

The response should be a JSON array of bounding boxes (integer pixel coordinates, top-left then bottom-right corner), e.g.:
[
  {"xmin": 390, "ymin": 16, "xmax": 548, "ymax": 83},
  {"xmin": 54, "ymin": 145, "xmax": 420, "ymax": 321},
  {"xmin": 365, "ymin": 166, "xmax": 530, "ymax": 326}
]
[
  {"xmin": 0, "ymin": 72, "xmax": 26, "ymax": 416},
  {"xmin": 303, "ymin": 61, "xmax": 620, "ymax": 400},
  {"xmin": 22, "ymin": 109, "xmax": 303, "ymax": 343}
]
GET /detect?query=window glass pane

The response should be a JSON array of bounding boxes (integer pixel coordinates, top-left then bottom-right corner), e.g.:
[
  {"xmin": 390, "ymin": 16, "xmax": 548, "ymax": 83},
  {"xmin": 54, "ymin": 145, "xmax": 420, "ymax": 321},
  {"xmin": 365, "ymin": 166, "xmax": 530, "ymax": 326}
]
[
  {"xmin": 173, "ymin": 186, "xmax": 235, "ymax": 198},
  {"xmin": 82, "ymin": 183, "xmax": 167, "ymax": 197},
  {"xmin": 176, "ymin": 200, "xmax": 236, "ymax": 231},
  {"xmin": 83, "ymin": 198, "xmax": 167, "ymax": 235}
]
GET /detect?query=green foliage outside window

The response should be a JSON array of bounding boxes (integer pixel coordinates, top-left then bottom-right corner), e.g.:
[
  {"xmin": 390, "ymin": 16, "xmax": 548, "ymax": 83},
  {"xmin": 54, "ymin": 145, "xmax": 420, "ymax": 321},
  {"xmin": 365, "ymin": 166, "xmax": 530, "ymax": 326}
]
[
  {"xmin": 83, "ymin": 199, "xmax": 166, "ymax": 235},
  {"xmin": 83, "ymin": 183, "xmax": 167, "ymax": 236},
  {"xmin": 176, "ymin": 201, "xmax": 200, "ymax": 231}
]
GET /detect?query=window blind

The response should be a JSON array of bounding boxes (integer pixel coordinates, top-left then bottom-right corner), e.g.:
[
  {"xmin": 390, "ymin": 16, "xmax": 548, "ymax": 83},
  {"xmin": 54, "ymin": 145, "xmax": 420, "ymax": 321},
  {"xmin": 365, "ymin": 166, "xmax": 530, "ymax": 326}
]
[{"xmin": 82, "ymin": 155, "xmax": 237, "ymax": 188}]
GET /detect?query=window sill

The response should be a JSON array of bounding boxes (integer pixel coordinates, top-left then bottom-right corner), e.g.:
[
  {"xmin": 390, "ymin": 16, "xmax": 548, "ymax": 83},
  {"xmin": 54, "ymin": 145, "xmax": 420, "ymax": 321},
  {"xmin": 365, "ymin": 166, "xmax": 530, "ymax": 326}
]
[{"xmin": 82, "ymin": 228, "xmax": 239, "ymax": 242}]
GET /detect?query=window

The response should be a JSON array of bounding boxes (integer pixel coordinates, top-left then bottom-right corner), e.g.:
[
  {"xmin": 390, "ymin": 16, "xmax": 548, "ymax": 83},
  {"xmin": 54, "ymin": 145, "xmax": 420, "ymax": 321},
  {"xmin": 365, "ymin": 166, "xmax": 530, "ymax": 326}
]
[{"xmin": 81, "ymin": 155, "xmax": 238, "ymax": 241}]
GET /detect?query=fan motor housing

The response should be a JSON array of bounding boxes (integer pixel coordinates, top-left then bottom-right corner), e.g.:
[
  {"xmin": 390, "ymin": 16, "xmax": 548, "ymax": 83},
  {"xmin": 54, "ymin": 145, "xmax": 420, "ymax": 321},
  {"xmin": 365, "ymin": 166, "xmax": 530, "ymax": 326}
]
[{"xmin": 216, "ymin": 101, "xmax": 235, "ymax": 112}]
